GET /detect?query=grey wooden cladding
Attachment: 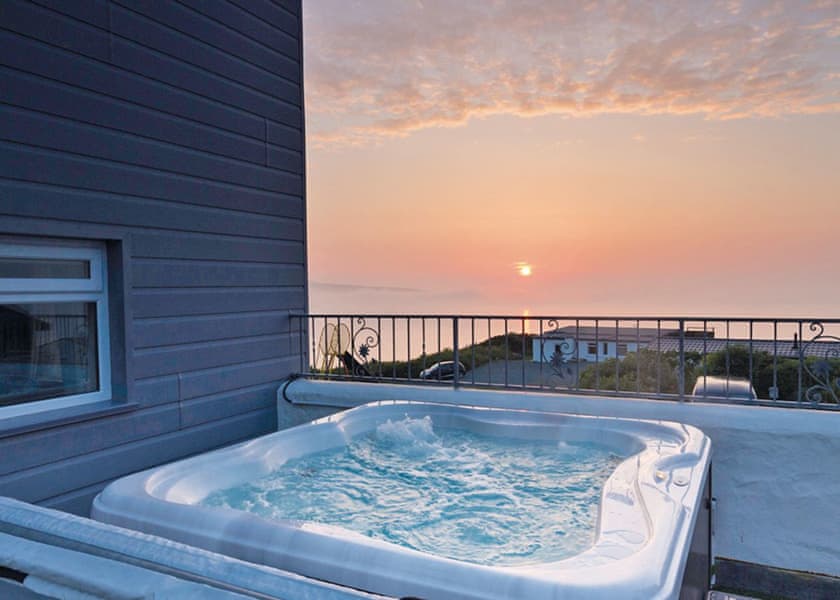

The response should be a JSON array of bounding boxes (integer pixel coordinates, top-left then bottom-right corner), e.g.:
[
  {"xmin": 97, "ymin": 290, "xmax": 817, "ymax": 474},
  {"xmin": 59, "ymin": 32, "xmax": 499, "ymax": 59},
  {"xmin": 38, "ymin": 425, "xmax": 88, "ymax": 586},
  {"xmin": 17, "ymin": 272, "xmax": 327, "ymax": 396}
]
[
  {"xmin": 176, "ymin": 0, "xmax": 300, "ymax": 60},
  {"xmin": 0, "ymin": 407, "xmax": 277, "ymax": 504},
  {"xmin": 110, "ymin": 37, "xmax": 303, "ymax": 126},
  {"xmin": 0, "ymin": 0, "xmax": 306, "ymax": 513},
  {"xmin": 132, "ymin": 355, "xmax": 300, "ymax": 406},
  {"xmin": 110, "ymin": 3, "xmax": 300, "ymax": 87},
  {"xmin": 0, "ymin": 66, "xmax": 289, "ymax": 164},
  {"xmin": 2, "ymin": 106, "xmax": 303, "ymax": 193},
  {"xmin": 228, "ymin": 0, "xmax": 300, "ymax": 36},
  {"xmin": 2, "ymin": 0, "xmax": 111, "ymax": 60},
  {"xmin": 0, "ymin": 178, "xmax": 303, "ymax": 233},
  {"xmin": 5, "ymin": 0, "xmax": 303, "ymax": 109},
  {"xmin": 131, "ymin": 232, "xmax": 304, "ymax": 262},
  {"xmin": 0, "ymin": 405, "xmax": 181, "ymax": 477},
  {"xmin": 131, "ymin": 287, "xmax": 306, "ymax": 318},
  {"xmin": 134, "ymin": 311, "xmax": 293, "ymax": 348},
  {"xmin": 133, "ymin": 333, "xmax": 300, "ymax": 378},
  {"xmin": 0, "ymin": 30, "xmax": 271, "ymax": 138},
  {"xmin": 179, "ymin": 356, "xmax": 299, "ymax": 401},
  {"xmin": 132, "ymin": 259, "xmax": 305, "ymax": 288},
  {"xmin": 0, "ymin": 383, "xmax": 280, "ymax": 477},
  {"xmin": 26, "ymin": 0, "xmax": 110, "ymax": 29},
  {"xmin": 179, "ymin": 382, "xmax": 280, "ymax": 428}
]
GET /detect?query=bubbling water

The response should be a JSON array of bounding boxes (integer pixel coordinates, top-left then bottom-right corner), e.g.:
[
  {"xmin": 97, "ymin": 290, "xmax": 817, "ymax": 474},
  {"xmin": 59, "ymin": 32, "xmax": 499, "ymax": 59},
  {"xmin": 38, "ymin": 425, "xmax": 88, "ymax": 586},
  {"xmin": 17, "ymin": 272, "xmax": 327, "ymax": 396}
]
[{"xmin": 202, "ymin": 416, "xmax": 627, "ymax": 566}]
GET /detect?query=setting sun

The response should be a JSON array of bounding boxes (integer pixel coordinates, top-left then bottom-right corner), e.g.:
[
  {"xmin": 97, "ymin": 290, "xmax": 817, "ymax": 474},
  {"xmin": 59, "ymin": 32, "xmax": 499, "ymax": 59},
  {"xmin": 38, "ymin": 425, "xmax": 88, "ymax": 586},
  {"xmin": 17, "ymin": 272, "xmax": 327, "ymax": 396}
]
[{"xmin": 516, "ymin": 263, "xmax": 533, "ymax": 277}]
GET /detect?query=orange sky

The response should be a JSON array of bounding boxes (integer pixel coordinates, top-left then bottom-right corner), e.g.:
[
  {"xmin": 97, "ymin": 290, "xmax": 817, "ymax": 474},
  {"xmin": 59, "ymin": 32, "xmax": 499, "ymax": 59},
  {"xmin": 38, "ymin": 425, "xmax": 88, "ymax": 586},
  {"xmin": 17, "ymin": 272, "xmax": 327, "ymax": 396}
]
[{"xmin": 304, "ymin": 1, "xmax": 840, "ymax": 316}]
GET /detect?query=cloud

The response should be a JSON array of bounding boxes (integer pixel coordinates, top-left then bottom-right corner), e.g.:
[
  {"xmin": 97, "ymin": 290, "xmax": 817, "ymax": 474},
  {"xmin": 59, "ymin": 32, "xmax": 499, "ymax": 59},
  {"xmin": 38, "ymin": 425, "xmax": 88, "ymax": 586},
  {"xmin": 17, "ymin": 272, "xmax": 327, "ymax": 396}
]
[
  {"xmin": 304, "ymin": 0, "xmax": 840, "ymax": 146},
  {"xmin": 682, "ymin": 132, "xmax": 727, "ymax": 142}
]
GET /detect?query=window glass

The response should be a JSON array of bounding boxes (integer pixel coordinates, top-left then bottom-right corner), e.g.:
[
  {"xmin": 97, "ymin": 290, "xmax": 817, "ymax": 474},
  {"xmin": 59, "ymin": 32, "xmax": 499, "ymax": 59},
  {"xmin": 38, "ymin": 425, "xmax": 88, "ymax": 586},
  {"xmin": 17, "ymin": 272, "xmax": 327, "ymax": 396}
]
[
  {"xmin": 0, "ymin": 302, "xmax": 99, "ymax": 407},
  {"xmin": 0, "ymin": 241, "xmax": 110, "ymax": 417},
  {"xmin": 0, "ymin": 258, "xmax": 90, "ymax": 279},
  {"xmin": 587, "ymin": 342, "xmax": 597, "ymax": 354}
]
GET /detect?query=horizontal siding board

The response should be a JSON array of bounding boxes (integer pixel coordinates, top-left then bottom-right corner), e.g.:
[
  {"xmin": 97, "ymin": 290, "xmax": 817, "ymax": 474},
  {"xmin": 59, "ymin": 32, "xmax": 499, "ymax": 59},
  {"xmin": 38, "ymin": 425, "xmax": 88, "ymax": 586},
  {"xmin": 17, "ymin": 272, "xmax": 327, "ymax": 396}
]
[
  {"xmin": 111, "ymin": 5, "xmax": 300, "ymax": 101},
  {"xmin": 1, "ymin": 106, "xmax": 303, "ymax": 195},
  {"xmin": 227, "ymin": 0, "xmax": 299, "ymax": 35},
  {"xmin": 0, "ymin": 0, "xmax": 109, "ymax": 60},
  {"xmin": 131, "ymin": 287, "xmax": 305, "ymax": 318},
  {"xmin": 179, "ymin": 356, "xmax": 299, "ymax": 400},
  {"xmin": 134, "ymin": 375, "xmax": 180, "ymax": 408},
  {"xmin": 179, "ymin": 383, "xmax": 277, "ymax": 428},
  {"xmin": 116, "ymin": 0, "xmax": 299, "ymax": 77},
  {"xmin": 131, "ymin": 232, "xmax": 304, "ymax": 263},
  {"xmin": 268, "ymin": 144, "xmax": 304, "ymax": 173},
  {"xmin": 28, "ymin": 0, "xmax": 109, "ymax": 29},
  {"xmin": 132, "ymin": 259, "xmax": 305, "ymax": 288},
  {"xmin": 0, "ymin": 405, "xmax": 180, "ymax": 476},
  {"xmin": 0, "ymin": 408, "xmax": 276, "ymax": 503},
  {"xmin": 132, "ymin": 333, "xmax": 297, "ymax": 378},
  {"xmin": 180, "ymin": 0, "xmax": 299, "ymax": 61},
  {"xmin": 134, "ymin": 311, "xmax": 290, "ymax": 348},
  {"xmin": 0, "ymin": 30, "xmax": 266, "ymax": 140},
  {"xmin": 273, "ymin": 0, "xmax": 301, "ymax": 18},
  {"xmin": 111, "ymin": 37, "xmax": 302, "ymax": 128},
  {"xmin": 0, "ymin": 146, "xmax": 305, "ymax": 225},
  {"xmin": 267, "ymin": 119, "xmax": 303, "ymax": 151},
  {"xmin": 0, "ymin": 182, "xmax": 301, "ymax": 241},
  {"xmin": 0, "ymin": 66, "xmax": 269, "ymax": 164}
]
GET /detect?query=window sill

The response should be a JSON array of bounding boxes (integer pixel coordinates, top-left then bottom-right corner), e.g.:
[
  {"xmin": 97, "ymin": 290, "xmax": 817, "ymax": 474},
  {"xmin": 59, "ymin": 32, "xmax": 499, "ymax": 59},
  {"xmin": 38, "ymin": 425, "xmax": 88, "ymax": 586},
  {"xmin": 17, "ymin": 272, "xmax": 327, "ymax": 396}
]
[{"xmin": 0, "ymin": 400, "xmax": 138, "ymax": 440}]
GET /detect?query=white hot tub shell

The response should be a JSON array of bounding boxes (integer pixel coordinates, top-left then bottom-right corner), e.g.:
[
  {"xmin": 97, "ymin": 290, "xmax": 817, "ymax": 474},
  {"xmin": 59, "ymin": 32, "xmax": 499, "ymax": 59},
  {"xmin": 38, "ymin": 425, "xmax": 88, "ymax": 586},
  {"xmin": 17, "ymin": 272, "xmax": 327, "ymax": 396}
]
[{"xmin": 93, "ymin": 401, "xmax": 712, "ymax": 600}]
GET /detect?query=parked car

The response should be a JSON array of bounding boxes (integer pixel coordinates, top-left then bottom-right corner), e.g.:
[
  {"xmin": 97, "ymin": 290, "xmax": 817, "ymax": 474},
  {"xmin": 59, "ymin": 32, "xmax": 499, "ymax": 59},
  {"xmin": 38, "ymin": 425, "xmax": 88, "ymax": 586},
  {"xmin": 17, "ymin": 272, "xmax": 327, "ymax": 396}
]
[
  {"xmin": 692, "ymin": 375, "xmax": 757, "ymax": 400},
  {"xmin": 419, "ymin": 361, "xmax": 467, "ymax": 380}
]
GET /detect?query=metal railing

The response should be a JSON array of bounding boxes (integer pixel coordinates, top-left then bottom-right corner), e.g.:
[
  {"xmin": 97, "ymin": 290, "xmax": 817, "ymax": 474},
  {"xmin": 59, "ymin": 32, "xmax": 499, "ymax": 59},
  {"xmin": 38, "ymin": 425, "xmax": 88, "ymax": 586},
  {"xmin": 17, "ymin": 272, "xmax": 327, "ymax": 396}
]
[{"xmin": 289, "ymin": 314, "xmax": 840, "ymax": 409}]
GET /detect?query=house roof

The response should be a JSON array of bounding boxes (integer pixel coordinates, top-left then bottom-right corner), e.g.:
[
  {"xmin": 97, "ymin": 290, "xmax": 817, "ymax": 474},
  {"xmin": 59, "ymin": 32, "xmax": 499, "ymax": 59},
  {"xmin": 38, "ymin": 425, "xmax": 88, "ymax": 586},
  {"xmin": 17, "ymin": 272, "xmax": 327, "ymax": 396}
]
[
  {"xmin": 647, "ymin": 337, "xmax": 838, "ymax": 359},
  {"xmin": 541, "ymin": 326, "xmax": 679, "ymax": 343},
  {"xmin": 538, "ymin": 326, "xmax": 838, "ymax": 359}
]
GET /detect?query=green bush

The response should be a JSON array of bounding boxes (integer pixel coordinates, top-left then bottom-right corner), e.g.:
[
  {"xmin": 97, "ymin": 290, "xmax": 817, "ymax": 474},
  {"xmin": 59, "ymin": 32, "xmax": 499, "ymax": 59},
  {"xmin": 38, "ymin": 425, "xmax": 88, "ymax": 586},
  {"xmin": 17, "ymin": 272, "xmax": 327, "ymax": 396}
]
[
  {"xmin": 577, "ymin": 349, "xmax": 691, "ymax": 395},
  {"xmin": 577, "ymin": 344, "xmax": 840, "ymax": 402}
]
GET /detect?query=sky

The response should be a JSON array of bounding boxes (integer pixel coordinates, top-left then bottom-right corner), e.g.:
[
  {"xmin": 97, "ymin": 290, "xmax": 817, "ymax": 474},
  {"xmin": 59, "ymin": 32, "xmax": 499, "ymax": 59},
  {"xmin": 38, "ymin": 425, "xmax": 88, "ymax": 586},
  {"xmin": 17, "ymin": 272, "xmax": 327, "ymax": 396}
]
[{"xmin": 303, "ymin": 0, "xmax": 840, "ymax": 317}]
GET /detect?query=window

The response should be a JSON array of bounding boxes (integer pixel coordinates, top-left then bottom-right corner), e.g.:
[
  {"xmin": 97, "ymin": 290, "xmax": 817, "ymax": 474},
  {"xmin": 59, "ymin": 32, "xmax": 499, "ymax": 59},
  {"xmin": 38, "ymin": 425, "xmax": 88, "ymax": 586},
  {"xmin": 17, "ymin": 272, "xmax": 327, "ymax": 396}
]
[
  {"xmin": 587, "ymin": 342, "xmax": 597, "ymax": 355},
  {"xmin": 602, "ymin": 342, "xmax": 609, "ymax": 355},
  {"xmin": 0, "ymin": 242, "xmax": 110, "ymax": 418},
  {"xmin": 617, "ymin": 343, "xmax": 628, "ymax": 356}
]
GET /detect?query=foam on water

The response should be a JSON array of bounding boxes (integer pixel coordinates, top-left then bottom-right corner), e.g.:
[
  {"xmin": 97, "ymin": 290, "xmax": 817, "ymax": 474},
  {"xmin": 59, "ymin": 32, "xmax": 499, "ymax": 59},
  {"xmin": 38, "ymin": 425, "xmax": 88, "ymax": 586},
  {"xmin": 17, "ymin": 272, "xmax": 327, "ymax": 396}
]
[
  {"xmin": 202, "ymin": 416, "xmax": 627, "ymax": 566},
  {"xmin": 374, "ymin": 415, "xmax": 440, "ymax": 456}
]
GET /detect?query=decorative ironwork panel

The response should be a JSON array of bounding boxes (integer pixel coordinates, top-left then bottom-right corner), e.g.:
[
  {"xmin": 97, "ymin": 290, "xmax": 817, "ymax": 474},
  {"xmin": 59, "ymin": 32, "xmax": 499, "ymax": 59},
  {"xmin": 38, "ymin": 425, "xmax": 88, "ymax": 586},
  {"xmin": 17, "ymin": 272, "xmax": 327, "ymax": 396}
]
[
  {"xmin": 540, "ymin": 319, "xmax": 578, "ymax": 388},
  {"xmin": 800, "ymin": 321, "xmax": 840, "ymax": 405}
]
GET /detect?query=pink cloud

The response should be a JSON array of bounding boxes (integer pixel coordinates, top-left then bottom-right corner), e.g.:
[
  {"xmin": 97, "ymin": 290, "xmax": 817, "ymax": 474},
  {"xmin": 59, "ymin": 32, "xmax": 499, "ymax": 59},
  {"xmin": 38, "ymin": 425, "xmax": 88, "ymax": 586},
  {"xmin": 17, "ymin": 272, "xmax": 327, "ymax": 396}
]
[{"xmin": 304, "ymin": 0, "xmax": 840, "ymax": 146}]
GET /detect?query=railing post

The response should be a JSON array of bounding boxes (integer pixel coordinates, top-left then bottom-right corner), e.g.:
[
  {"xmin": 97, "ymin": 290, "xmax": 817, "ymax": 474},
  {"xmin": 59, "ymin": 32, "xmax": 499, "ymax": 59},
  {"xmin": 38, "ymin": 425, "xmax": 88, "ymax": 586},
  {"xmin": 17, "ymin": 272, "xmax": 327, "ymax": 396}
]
[
  {"xmin": 678, "ymin": 319, "xmax": 686, "ymax": 402},
  {"xmin": 452, "ymin": 316, "xmax": 460, "ymax": 389}
]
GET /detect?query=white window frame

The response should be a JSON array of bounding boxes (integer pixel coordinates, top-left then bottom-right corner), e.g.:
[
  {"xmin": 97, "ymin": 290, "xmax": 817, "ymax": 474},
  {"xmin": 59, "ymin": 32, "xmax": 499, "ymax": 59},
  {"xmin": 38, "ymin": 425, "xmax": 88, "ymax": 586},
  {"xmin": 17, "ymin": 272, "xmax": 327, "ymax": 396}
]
[{"xmin": 0, "ymin": 241, "xmax": 111, "ymax": 418}]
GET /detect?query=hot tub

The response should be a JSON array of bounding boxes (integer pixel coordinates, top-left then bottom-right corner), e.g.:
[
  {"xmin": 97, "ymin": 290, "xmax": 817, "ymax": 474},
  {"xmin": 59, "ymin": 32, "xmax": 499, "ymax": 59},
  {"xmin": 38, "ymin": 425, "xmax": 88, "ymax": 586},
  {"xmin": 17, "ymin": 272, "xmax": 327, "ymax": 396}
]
[{"xmin": 93, "ymin": 401, "xmax": 711, "ymax": 600}]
